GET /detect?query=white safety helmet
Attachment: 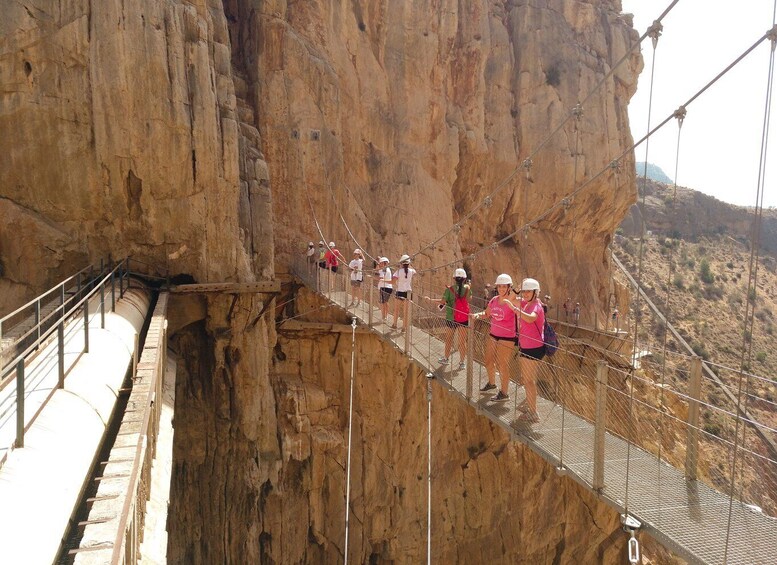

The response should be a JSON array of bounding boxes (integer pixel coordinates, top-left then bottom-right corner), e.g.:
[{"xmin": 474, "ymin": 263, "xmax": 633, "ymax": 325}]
[
  {"xmin": 399, "ymin": 254, "xmax": 411, "ymax": 264},
  {"xmin": 454, "ymin": 268, "xmax": 467, "ymax": 278},
  {"xmin": 329, "ymin": 241, "xmax": 336, "ymax": 248},
  {"xmin": 354, "ymin": 249, "xmax": 362, "ymax": 255},
  {"xmin": 379, "ymin": 256, "xmax": 389, "ymax": 264},
  {"xmin": 495, "ymin": 273, "xmax": 513, "ymax": 286},
  {"xmin": 319, "ymin": 241, "xmax": 325, "ymax": 245},
  {"xmin": 308, "ymin": 241, "xmax": 314, "ymax": 246},
  {"xmin": 521, "ymin": 278, "xmax": 540, "ymax": 291}
]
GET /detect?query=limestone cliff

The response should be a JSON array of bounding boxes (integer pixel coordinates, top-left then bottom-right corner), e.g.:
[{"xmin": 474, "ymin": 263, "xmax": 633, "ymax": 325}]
[{"xmin": 0, "ymin": 0, "xmax": 647, "ymax": 563}]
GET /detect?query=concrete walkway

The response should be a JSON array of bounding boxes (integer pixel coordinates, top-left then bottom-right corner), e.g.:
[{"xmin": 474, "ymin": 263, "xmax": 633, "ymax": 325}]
[{"xmin": 0, "ymin": 289, "xmax": 150, "ymax": 565}]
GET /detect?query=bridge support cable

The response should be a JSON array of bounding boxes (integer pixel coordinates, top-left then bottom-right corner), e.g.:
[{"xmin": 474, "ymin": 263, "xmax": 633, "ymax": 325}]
[
  {"xmin": 343, "ymin": 317, "xmax": 357, "ymax": 565},
  {"xmin": 426, "ymin": 374, "xmax": 432, "ymax": 565},
  {"xmin": 724, "ymin": 16, "xmax": 777, "ymax": 563},
  {"xmin": 626, "ymin": 20, "xmax": 663, "ymax": 516},
  {"xmin": 655, "ymin": 106, "xmax": 686, "ymax": 525}
]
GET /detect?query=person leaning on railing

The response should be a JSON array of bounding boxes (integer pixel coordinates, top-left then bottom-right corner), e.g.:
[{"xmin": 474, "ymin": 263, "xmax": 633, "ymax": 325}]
[
  {"xmin": 424, "ymin": 268, "xmax": 470, "ymax": 369},
  {"xmin": 472, "ymin": 273, "xmax": 518, "ymax": 403}
]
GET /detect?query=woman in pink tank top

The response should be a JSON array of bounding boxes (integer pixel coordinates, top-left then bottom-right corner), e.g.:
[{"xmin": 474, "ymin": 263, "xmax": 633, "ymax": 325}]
[{"xmin": 472, "ymin": 274, "xmax": 518, "ymax": 402}]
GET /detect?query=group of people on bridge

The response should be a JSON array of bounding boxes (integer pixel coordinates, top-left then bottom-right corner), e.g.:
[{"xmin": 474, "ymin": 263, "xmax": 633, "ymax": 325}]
[{"xmin": 306, "ymin": 240, "xmax": 550, "ymax": 424}]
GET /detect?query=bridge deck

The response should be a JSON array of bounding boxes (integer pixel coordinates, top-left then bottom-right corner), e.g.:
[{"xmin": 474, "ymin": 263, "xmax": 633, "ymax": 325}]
[{"xmin": 313, "ymin": 286, "xmax": 776, "ymax": 565}]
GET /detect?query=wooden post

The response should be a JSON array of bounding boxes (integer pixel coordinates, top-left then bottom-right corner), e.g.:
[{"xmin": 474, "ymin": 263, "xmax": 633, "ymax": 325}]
[
  {"xmin": 593, "ymin": 360, "xmax": 608, "ymax": 491},
  {"xmin": 685, "ymin": 356, "xmax": 703, "ymax": 480},
  {"xmin": 466, "ymin": 315, "xmax": 474, "ymax": 400}
]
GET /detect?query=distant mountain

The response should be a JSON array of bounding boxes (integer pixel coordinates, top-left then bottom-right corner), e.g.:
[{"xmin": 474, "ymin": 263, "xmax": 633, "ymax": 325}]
[{"xmin": 636, "ymin": 162, "xmax": 673, "ymax": 184}]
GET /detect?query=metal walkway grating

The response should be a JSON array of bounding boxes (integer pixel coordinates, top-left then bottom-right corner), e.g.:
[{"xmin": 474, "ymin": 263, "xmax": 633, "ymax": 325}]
[{"xmin": 308, "ymin": 286, "xmax": 777, "ymax": 565}]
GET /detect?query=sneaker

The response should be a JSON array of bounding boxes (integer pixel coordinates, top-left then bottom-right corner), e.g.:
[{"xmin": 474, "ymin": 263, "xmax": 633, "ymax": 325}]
[
  {"xmin": 479, "ymin": 382, "xmax": 496, "ymax": 393},
  {"xmin": 517, "ymin": 411, "xmax": 540, "ymax": 423},
  {"xmin": 438, "ymin": 357, "xmax": 449, "ymax": 365},
  {"xmin": 458, "ymin": 361, "xmax": 466, "ymax": 370},
  {"xmin": 492, "ymin": 391, "xmax": 509, "ymax": 402}
]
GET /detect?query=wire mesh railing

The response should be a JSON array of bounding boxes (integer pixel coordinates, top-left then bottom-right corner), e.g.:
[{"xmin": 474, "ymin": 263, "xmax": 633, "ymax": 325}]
[{"xmin": 290, "ymin": 255, "xmax": 777, "ymax": 563}]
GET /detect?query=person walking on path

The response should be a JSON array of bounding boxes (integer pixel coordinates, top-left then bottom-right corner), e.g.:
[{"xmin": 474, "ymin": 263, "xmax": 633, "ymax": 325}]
[
  {"xmin": 473, "ymin": 274, "xmax": 518, "ymax": 402},
  {"xmin": 324, "ymin": 242, "xmax": 344, "ymax": 293},
  {"xmin": 391, "ymin": 254, "xmax": 416, "ymax": 330},
  {"xmin": 573, "ymin": 302, "xmax": 581, "ymax": 325},
  {"xmin": 504, "ymin": 278, "xmax": 546, "ymax": 423},
  {"xmin": 425, "ymin": 268, "xmax": 470, "ymax": 369},
  {"xmin": 306, "ymin": 241, "xmax": 316, "ymax": 276},
  {"xmin": 348, "ymin": 249, "xmax": 364, "ymax": 307},
  {"xmin": 375, "ymin": 257, "xmax": 393, "ymax": 323}
]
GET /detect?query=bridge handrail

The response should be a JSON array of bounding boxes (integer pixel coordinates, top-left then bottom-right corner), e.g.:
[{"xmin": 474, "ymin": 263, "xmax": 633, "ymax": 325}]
[
  {"xmin": 0, "ymin": 259, "xmax": 131, "ymax": 386},
  {"xmin": 0, "ymin": 263, "xmax": 96, "ymax": 327}
]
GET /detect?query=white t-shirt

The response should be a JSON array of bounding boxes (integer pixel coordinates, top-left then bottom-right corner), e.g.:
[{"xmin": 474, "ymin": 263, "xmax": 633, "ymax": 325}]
[
  {"xmin": 306, "ymin": 247, "xmax": 315, "ymax": 258},
  {"xmin": 349, "ymin": 259, "xmax": 364, "ymax": 281},
  {"xmin": 393, "ymin": 266, "xmax": 416, "ymax": 292},
  {"xmin": 378, "ymin": 267, "xmax": 392, "ymax": 289}
]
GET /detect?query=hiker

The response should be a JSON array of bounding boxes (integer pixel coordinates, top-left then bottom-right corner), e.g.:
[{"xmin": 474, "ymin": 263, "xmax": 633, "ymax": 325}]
[
  {"xmin": 426, "ymin": 268, "xmax": 470, "ymax": 369},
  {"xmin": 391, "ymin": 254, "xmax": 416, "ymax": 330},
  {"xmin": 473, "ymin": 274, "xmax": 518, "ymax": 402},
  {"xmin": 573, "ymin": 302, "xmax": 580, "ymax": 325},
  {"xmin": 507, "ymin": 278, "xmax": 546, "ymax": 424},
  {"xmin": 306, "ymin": 241, "xmax": 316, "ymax": 276},
  {"xmin": 375, "ymin": 257, "xmax": 393, "ymax": 322},
  {"xmin": 348, "ymin": 249, "xmax": 364, "ymax": 307}
]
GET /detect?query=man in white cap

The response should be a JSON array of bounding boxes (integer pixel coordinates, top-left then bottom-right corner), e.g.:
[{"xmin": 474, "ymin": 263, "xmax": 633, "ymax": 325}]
[
  {"xmin": 348, "ymin": 249, "xmax": 364, "ymax": 308},
  {"xmin": 375, "ymin": 256, "xmax": 393, "ymax": 322},
  {"xmin": 306, "ymin": 241, "xmax": 316, "ymax": 277}
]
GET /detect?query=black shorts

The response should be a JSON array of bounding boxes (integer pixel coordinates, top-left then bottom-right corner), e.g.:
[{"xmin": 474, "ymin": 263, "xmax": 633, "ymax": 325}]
[
  {"xmin": 330, "ymin": 266, "xmax": 338, "ymax": 273},
  {"xmin": 520, "ymin": 346, "xmax": 546, "ymax": 360},
  {"xmin": 395, "ymin": 290, "xmax": 410, "ymax": 300},
  {"xmin": 318, "ymin": 261, "xmax": 327, "ymax": 268},
  {"xmin": 490, "ymin": 334, "xmax": 517, "ymax": 345},
  {"xmin": 445, "ymin": 319, "xmax": 468, "ymax": 329},
  {"xmin": 379, "ymin": 287, "xmax": 393, "ymax": 303}
]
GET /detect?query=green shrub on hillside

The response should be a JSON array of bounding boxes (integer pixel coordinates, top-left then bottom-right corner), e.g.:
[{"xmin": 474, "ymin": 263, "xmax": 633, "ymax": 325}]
[
  {"xmin": 756, "ymin": 352, "xmax": 767, "ymax": 364},
  {"xmin": 700, "ymin": 259, "xmax": 715, "ymax": 284}
]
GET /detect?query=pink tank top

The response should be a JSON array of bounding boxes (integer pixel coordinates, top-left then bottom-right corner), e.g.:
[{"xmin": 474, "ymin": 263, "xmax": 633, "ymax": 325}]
[
  {"xmin": 488, "ymin": 296, "xmax": 517, "ymax": 339},
  {"xmin": 518, "ymin": 299, "xmax": 545, "ymax": 349}
]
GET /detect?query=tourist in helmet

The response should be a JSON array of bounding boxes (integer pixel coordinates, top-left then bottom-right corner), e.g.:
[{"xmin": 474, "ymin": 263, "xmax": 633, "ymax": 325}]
[
  {"xmin": 425, "ymin": 268, "xmax": 470, "ymax": 369},
  {"xmin": 391, "ymin": 254, "xmax": 416, "ymax": 331},
  {"xmin": 472, "ymin": 273, "xmax": 518, "ymax": 402},
  {"xmin": 347, "ymin": 249, "xmax": 364, "ymax": 308},
  {"xmin": 502, "ymin": 277, "xmax": 546, "ymax": 423},
  {"xmin": 375, "ymin": 257, "xmax": 393, "ymax": 322}
]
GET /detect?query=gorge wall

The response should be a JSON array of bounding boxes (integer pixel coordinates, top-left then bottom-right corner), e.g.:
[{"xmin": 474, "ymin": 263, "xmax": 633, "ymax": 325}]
[{"xmin": 0, "ymin": 0, "xmax": 647, "ymax": 562}]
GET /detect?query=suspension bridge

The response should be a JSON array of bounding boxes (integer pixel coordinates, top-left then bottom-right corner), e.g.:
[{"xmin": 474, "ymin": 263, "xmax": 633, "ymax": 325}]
[{"xmin": 290, "ymin": 259, "xmax": 777, "ymax": 564}]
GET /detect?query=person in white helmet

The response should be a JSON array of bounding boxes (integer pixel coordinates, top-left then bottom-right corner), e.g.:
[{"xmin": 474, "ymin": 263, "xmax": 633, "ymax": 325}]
[
  {"xmin": 375, "ymin": 257, "xmax": 393, "ymax": 322},
  {"xmin": 472, "ymin": 273, "xmax": 519, "ymax": 402},
  {"xmin": 306, "ymin": 241, "xmax": 316, "ymax": 277},
  {"xmin": 424, "ymin": 268, "xmax": 470, "ymax": 368},
  {"xmin": 391, "ymin": 254, "xmax": 416, "ymax": 330},
  {"xmin": 347, "ymin": 249, "xmax": 364, "ymax": 307},
  {"xmin": 502, "ymin": 277, "xmax": 546, "ymax": 423}
]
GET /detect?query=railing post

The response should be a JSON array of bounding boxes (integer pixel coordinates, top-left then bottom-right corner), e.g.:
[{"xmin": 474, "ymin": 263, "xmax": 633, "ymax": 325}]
[
  {"xmin": 84, "ymin": 299, "xmax": 90, "ymax": 353},
  {"xmin": 466, "ymin": 314, "xmax": 474, "ymax": 400},
  {"xmin": 16, "ymin": 360, "xmax": 24, "ymax": 448},
  {"xmin": 77, "ymin": 272, "xmax": 82, "ymax": 296},
  {"xmin": 404, "ymin": 297, "xmax": 413, "ymax": 355},
  {"xmin": 120, "ymin": 259, "xmax": 126, "ymax": 297},
  {"xmin": 35, "ymin": 299, "xmax": 40, "ymax": 345},
  {"xmin": 133, "ymin": 332, "xmax": 139, "ymax": 377},
  {"xmin": 58, "ymin": 322, "xmax": 65, "ymax": 389},
  {"xmin": 368, "ymin": 281, "xmax": 374, "ymax": 328},
  {"xmin": 593, "ymin": 360, "xmax": 608, "ymax": 491},
  {"xmin": 100, "ymin": 279, "xmax": 105, "ymax": 329},
  {"xmin": 685, "ymin": 356, "xmax": 703, "ymax": 481},
  {"xmin": 111, "ymin": 269, "xmax": 116, "ymax": 311}
]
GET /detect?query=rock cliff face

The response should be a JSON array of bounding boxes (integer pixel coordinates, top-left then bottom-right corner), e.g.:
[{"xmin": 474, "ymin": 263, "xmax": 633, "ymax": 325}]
[{"xmin": 1, "ymin": 0, "xmax": 646, "ymax": 562}]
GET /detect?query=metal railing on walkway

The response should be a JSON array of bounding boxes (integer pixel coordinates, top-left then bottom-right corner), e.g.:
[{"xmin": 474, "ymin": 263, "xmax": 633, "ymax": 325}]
[
  {"xmin": 290, "ymin": 257, "xmax": 777, "ymax": 565},
  {"xmin": 0, "ymin": 259, "xmax": 133, "ymax": 455}
]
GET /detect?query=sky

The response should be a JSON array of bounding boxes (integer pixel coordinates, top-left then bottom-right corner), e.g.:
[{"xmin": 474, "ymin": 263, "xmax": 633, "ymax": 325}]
[{"xmin": 620, "ymin": 0, "xmax": 777, "ymax": 207}]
